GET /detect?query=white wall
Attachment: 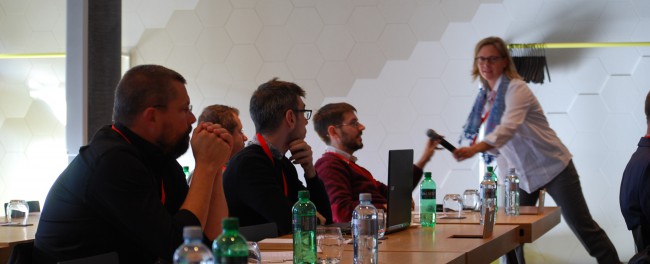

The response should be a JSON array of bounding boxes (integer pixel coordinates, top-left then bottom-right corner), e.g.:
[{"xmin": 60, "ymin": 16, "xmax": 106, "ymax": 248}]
[{"xmin": 1, "ymin": 0, "xmax": 649, "ymax": 262}]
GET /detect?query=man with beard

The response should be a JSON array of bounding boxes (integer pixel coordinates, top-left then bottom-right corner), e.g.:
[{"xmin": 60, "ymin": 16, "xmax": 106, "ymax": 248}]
[
  {"xmin": 33, "ymin": 65, "xmax": 232, "ymax": 263},
  {"xmin": 313, "ymin": 103, "xmax": 438, "ymax": 223},
  {"xmin": 223, "ymin": 78, "xmax": 332, "ymax": 236}
]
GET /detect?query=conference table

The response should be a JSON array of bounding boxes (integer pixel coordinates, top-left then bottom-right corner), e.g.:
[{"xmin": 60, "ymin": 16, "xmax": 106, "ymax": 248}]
[
  {"xmin": 436, "ymin": 206, "xmax": 561, "ymax": 243},
  {"xmin": 260, "ymin": 224, "xmax": 520, "ymax": 264},
  {"xmin": 0, "ymin": 212, "xmax": 40, "ymax": 247}
]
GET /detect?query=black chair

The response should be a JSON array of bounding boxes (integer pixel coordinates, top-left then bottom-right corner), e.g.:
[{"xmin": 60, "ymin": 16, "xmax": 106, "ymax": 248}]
[
  {"xmin": 7, "ymin": 242, "xmax": 33, "ymax": 264},
  {"xmin": 238, "ymin": 222, "xmax": 279, "ymax": 242},
  {"xmin": 57, "ymin": 252, "xmax": 119, "ymax": 264}
]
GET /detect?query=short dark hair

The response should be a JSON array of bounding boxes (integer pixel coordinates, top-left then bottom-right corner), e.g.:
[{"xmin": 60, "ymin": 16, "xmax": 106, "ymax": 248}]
[
  {"xmin": 313, "ymin": 103, "xmax": 357, "ymax": 145},
  {"xmin": 198, "ymin": 104, "xmax": 240, "ymax": 134},
  {"xmin": 113, "ymin": 64, "xmax": 186, "ymax": 126},
  {"xmin": 250, "ymin": 78, "xmax": 305, "ymax": 134}
]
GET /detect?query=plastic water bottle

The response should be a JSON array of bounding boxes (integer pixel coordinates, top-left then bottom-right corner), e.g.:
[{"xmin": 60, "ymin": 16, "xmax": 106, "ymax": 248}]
[
  {"xmin": 183, "ymin": 166, "xmax": 191, "ymax": 181},
  {"xmin": 174, "ymin": 226, "xmax": 215, "ymax": 264},
  {"xmin": 419, "ymin": 172, "xmax": 436, "ymax": 228},
  {"xmin": 479, "ymin": 171, "xmax": 497, "ymax": 225},
  {"xmin": 293, "ymin": 190, "xmax": 317, "ymax": 264},
  {"xmin": 212, "ymin": 218, "xmax": 248, "ymax": 264},
  {"xmin": 504, "ymin": 168, "xmax": 520, "ymax": 216},
  {"xmin": 352, "ymin": 193, "xmax": 378, "ymax": 264},
  {"xmin": 487, "ymin": 166, "xmax": 498, "ymax": 212}
]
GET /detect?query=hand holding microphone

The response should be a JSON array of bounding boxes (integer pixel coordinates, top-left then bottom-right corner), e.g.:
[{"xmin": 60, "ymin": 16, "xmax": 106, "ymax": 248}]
[{"xmin": 426, "ymin": 129, "xmax": 456, "ymax": 152}]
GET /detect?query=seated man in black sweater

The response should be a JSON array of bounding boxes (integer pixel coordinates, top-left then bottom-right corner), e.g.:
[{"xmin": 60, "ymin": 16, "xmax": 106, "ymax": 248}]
[
  {"xmin": 33, "ymin": 65, "xmax": 232, "ymax": 263},
  {"xmin": 223, "ymin": 78, "xmax": 332, "ymax": 235}
]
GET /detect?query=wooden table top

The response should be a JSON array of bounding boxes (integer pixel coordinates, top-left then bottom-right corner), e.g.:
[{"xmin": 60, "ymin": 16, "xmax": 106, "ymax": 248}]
[
  {"xmin": 259, "ymin": 224, "xmax": 520, "ymax": 264},
  {"xmin": 435, "ymin": 206, "xmax": 561, "ymax": 243},
  {"xmin": 0, "ymin": 213, "xmax": 40, "ymax": 247}
]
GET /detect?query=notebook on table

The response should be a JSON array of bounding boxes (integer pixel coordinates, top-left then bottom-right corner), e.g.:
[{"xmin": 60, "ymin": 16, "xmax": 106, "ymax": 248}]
[{"xmin": 325, "ymin": 149, "xmax": 414, "ymax": 235}]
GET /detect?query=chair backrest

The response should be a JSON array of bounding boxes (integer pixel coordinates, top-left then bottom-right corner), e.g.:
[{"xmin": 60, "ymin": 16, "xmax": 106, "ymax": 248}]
[
  {"xmin": 57, "ymin": 252, "xmax": 119, "ymax": 264},
  {"xmin": 238, "ymin": 222, "xmax": 279, "ymax": 242},
  {"xmin": 8, "ymin": 242, "xmax": 34, "ymax": 264}
]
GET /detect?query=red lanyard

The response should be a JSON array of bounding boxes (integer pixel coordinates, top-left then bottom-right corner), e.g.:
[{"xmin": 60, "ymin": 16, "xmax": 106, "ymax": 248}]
[
  {"xmin": 112, "ymin": 125, "xmax": 166, "ymax": 205},
  {"xmin": 325, "ymin": 151, "xmax": 380, "ymax": 189},
  {"xmin": 256, "ymin": 133, "xmax": 289, "ymax": 197}
]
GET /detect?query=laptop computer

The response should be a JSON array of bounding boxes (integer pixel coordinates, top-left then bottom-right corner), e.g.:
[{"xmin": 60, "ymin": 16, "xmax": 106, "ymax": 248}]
[
  {"xmin": 384, "ymin": 149, "xmax": 414, "ymax": 234},
  {"xmin": 325, "ymin": 149, "xmax": 414, "ymax": 235}
]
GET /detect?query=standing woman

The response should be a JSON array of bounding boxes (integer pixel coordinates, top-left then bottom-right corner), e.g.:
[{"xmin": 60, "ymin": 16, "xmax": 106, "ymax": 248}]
[{"xmin": 453, "ymin": 36, "xmax": 620, "ymax": 264}]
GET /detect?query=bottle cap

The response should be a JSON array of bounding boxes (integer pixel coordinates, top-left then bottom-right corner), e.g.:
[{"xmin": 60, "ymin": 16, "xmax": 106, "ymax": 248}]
[
  {"xmin": 183, "ymin": 226, "xmax": 203, "ymax": 239},
  {"xmin": 222, "ymin": 217, "xmax": 240, "ymax": 230},
  {"xmin": 487, "ymin": 166, "xmax": 494, "ymax": 172},
  {"xmin": 424, "ymin": 172, "xmax": 432, "ymax": 178},
  {"xmin": 298, "ymin": 190, "xmax": 310, "ymax": 199},
  {"xmin": 359, "ymin": 193, "xmax": 371, "ymax": 201}
]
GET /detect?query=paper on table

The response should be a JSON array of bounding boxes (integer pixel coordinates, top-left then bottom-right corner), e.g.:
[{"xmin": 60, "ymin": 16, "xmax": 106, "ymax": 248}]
[
  {"xmin": 260, "ymin": 251, "xmax": 292, "ymax": 263},
  {"xmin": 259, "ymin": 238, "xmax": 293, "ymax": 244}
]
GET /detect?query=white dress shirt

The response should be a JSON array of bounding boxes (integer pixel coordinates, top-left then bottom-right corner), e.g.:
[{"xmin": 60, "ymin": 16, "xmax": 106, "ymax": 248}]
[{"xmin": 483, "ymin": 75, "xmax": 572, "ymax": 193}]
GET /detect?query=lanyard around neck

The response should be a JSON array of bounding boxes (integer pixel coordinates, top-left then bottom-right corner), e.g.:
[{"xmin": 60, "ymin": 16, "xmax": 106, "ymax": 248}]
[
  {"xmin": 256, "ymin": 133, "xmax": 289, "ymax": 197},
  {"xmin": 112, "ymin": 125, "xmax": 166, "ymax": 205}
]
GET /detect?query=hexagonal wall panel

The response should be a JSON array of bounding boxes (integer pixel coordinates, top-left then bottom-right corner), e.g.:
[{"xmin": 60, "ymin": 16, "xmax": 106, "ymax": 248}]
[
  {"xmin": 196, "ymin": 27, "xmax": 233, "ymax": 63},
  {"xmin": 286, "ymin": 44, "xmax": 324, "ymax": 79},
  {"xmin": 378, "ymin": 0, "xmax": 416, "ymax": 23},
  {"xmin": 601, "ymin": 76, "xmax": 640, "ymax": 114},
  {"xmin": 256, "ymin": 0, "xmax": 293, "ymax": 25},
  {"xmin": 316, "ymin": 61, "xmax": 355, "ymax": 97},
  {"xmin": 567, "ymin": 58, "xmax": 608, "ymax": 94},
  {"xmin": 535, "ymin": 72, "xmax": 578, "ymax": 114},
  {"xmin": 346, "ymin": 79, "xmax": 387, "ymax": 115},
  {"xmin": 255, "ymin": 26, "xmax": 294, "ymax": 62},
  {"xmin": 316, "ymin": 0, "xmax": 354, "ymax": 25},
  {"xmin": 195, "ymin": 63, "xmax": 232, "ymax": 99},
  {"xmin": 378, "ymin": 61, "xmax": 418, "ymax": 98},
  {"xmin": 346, "ymin": 43, "xmax": 386, "ymax": 78},
  {"xmin": 440, "ymin": 22, "xmax": 478, "ymax": 59},
  {"xmin": 0, "ymin": 84, "xmax": 33, "ymax": 118},
  {"xmin": 28, "ymin": 32, "xmax": 61, "ymax": 53},
  {"xmin": 441, "ymin": 0, "xmax": 480, "ymax": 22},
  {"xmin": 348, "ymin": 6, "xmax": 386, "ymax": 42},
  {"xmin": 471, "ymin": 4, "xmax": 510, "ymax": 38},
  {"xmin": 0, "ymin": 119, "xmax": 32, "ymax": 152},
  {"xmin": 225, "ymin": 45, "xmax": 264, "ymax": 81},
  {"xmin": 256, "ymin": 62, "xmax": 295, "ymax": 84},
  {"xmin": 137, "ymin": 0, "xmax": 176, "ymax": 28},
  {"xmin": 166, "ymin": 11, "xmax": 203, "ymax": 46},
  {"xmin": 286, "ymin": 8, "xmax": 324, "ymax": 43},
  {"xmin": 135, "ymin": 29, "xmax": 174, "ymax": 64},
  {"xmin": 166, "ymin": 46, "xmax": 203, "ymax": 79},
  {"xmin": 442, "ymin": 96, "xmax": 474, "ymax": 134},
  {"xmin": 409, "ymin": 78, "xmax": 448, "ymax": 115},
  {"xmin": 601, "ymin": 114, "xmax": 642, "ymax": 152},
  {"xmin": 378, "ymin": 24, "xmax": 417, "ymax": 60},
  {"xmin": 408, "ymin": 42, "xmax": 449, "ymax": 79},
  {"xmin": 409, "ymin": 2, "xmax": 448, "ymax": 41},
  {"xmin": 441, "ymin": 59, "xmax": 476, "ymax": 97},
  {"xmin": 122, "ymin": 12, "xmax": 146, "ymax": 50},
  {"xmin": 195, "ymin": 0, "xmax": 233, "ymax": 27},
  {"xmin": 545, "ymin": 113, "xmax": 576, "ymax": 147},
  {"xmin": 0, "ymin": 14, "xmax": 32, "ymax": 52},
  {"xmin": 379, "ymin": 97, "xmax": 417, "ymax": 134},
  {"xmin": 568, "ymin": 95, "xmax": 608, "ymax": 133},
  {"xmin": 26, "ymin": 5, "xmax": 61, "ymax": 32},
  {"xmin": 317, "ymin": 26, "xmax": 355, "ymax": 60},
  {"xmin": 632, "ymin": 57, "xmax": 650, "ymax": 95},
  {"xmin": 225, "ymin": 9, "xmax": 263, "ymax": 44}
]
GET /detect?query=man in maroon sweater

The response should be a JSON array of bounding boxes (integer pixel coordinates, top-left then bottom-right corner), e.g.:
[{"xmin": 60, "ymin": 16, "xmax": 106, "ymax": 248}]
[{"xmin": 313, "ymin": 103, "xmax": 438, "ymax": 223}]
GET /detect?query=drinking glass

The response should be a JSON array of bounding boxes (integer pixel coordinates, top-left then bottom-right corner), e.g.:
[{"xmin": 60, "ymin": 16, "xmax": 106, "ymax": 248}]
[
  {"xmin": 377, "ymin": 209, "xmax": 386, "ymax": 239},
  {"xmin": 247, "ymin": 241, "xmax": 261, "ymax": 264},
  {"xmin": 443, "ymin": 194, "xmax": 463, "ymax": 218},
  {"xmin": 316, "ymin": 226, "xmax": 344, "ymax": 263},
  {"xmin": 463, "ymin": 189, "xmax": 480, "ymax": 211},
  {"xmin": 6, "ymin": 200, "xmax": 29, "ymax": 225}
]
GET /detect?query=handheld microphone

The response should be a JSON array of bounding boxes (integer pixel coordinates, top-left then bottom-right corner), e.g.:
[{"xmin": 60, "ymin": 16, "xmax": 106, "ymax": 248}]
[{"xmin": 426, "ymin": 129, "xmax": 457, "ymax": 152}]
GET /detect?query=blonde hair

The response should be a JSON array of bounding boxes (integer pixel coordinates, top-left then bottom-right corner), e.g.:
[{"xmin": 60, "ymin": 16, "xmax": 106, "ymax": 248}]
[{"xmin": 471, "ymin": 36, "xmax": 522, "ymax": 83}]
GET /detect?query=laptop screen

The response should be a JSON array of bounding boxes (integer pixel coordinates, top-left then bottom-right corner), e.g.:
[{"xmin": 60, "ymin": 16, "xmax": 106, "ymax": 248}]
[{"xmin": 385, "ymin": 149, "xmax": 414, "ymax": 234}]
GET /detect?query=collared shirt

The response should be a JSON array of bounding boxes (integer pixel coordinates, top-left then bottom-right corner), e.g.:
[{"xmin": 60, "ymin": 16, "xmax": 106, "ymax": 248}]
[
  {"xmin": 324, "ymin": 145, "xmax": 358, "ymax": 163},
  {"xmin": 482, "ymin": 76, "xmax": 572, "ymax": 193},
  {"xmin": 250, "ymin": 134, "xmax": 284, "ymax": 160}
]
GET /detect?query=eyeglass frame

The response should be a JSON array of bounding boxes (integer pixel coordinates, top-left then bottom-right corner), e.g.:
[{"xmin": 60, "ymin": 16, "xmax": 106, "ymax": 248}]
[
  {"xmin": 293, "ymin": 109, "xmax": 312, "ymax": 120},
  {"xmin": 336, "ymin": 120, "xmax": 362, "ymax": 129},
  {"xmin": 474, "ymin": 56, "xmax": 504, "ymax": 64}
]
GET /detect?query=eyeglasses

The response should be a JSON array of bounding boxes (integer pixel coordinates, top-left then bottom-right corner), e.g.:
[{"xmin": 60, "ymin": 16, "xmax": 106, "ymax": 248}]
[
  {"xmin": 475, "ymin": 56, "xmax": 504, "ymax": 64},
  {"xmin": 294, "ymin": 109, "xmax": 312, "ymax": 120},
  {"xmin": 337, "ymin": 120, "xmax": 362, "ymax": 128}
]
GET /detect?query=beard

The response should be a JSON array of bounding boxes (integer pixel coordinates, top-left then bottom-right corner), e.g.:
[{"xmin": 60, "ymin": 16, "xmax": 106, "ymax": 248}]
[
  {"xmin": 167, "ymin": 126, "xmax": 192, "ymax": 159},
  {"xmin": 341, "ymin": 131, "xmax": 363, "ymax": 152}
]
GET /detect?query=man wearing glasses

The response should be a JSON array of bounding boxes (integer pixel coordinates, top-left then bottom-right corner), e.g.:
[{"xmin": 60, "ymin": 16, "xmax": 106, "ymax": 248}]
[
  {"xmin": 223, "ymin": 78, "xmax": 332, "ymax": 235},
  {"xmin": 312, "ymin": 102, "xmax": 438, "ymax": 223}
]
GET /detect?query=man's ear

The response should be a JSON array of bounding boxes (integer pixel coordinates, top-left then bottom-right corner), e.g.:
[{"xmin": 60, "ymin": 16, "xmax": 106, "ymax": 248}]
[
  {"xmin": 327, "ymin": 125, "xmax": 338, "ymax": 141},
  {"xmin": 285, "ymin": 109, "xmax": 296, "ymax": 129}
]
